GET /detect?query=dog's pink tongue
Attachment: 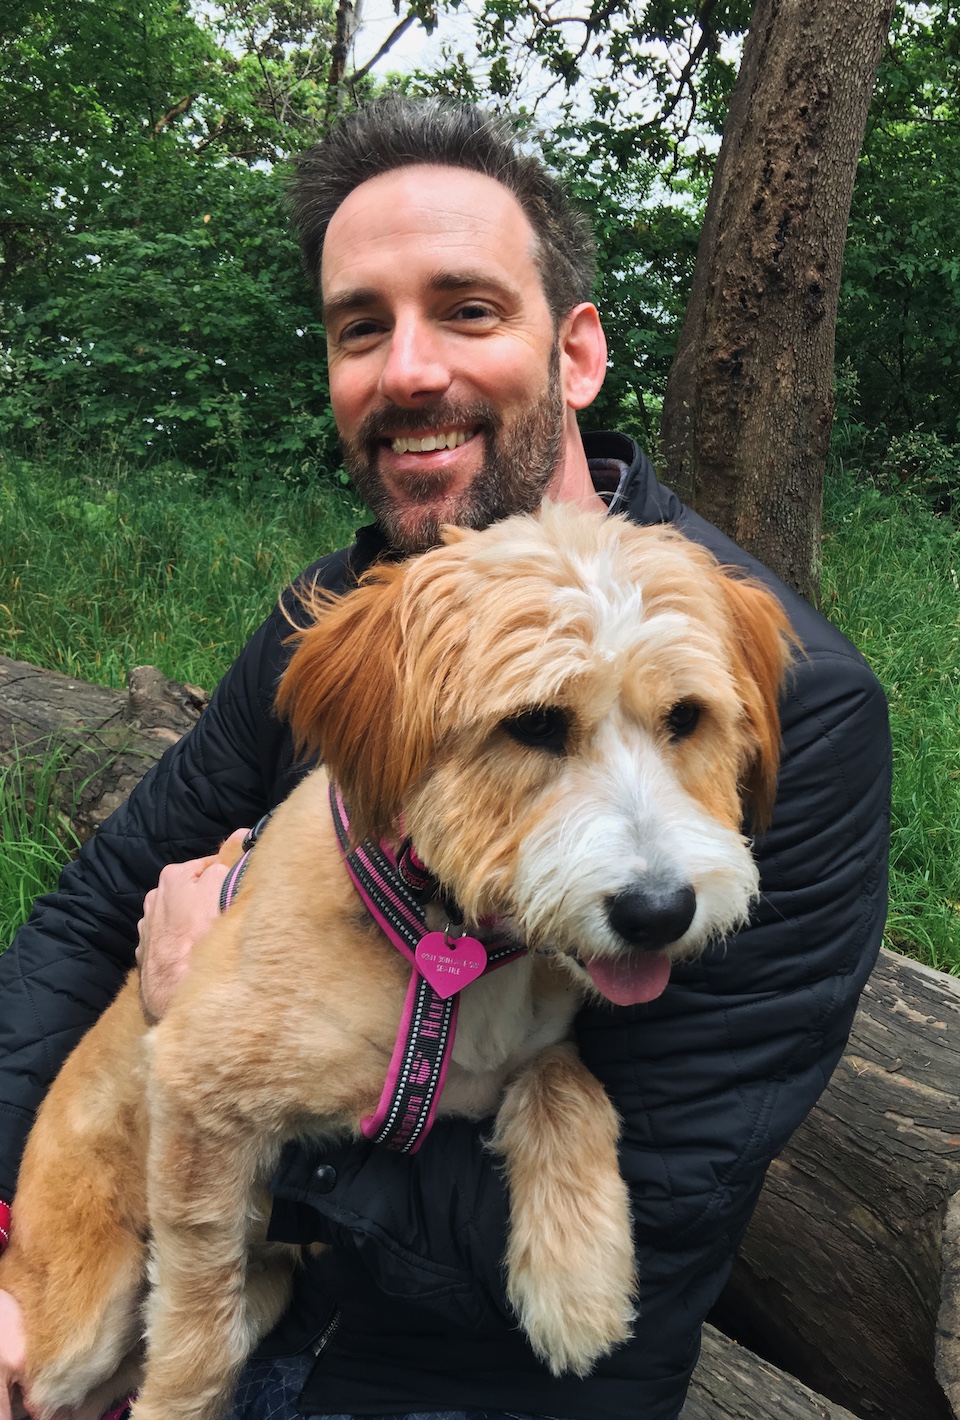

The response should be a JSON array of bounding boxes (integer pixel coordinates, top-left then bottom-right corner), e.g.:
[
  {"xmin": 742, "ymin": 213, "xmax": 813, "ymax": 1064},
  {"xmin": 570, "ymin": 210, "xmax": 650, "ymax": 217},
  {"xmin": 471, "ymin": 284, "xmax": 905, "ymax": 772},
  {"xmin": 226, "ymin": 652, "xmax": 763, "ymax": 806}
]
[{"xmin": 584, "ymin": 951, "xmax": 671, "ymax": 1005}]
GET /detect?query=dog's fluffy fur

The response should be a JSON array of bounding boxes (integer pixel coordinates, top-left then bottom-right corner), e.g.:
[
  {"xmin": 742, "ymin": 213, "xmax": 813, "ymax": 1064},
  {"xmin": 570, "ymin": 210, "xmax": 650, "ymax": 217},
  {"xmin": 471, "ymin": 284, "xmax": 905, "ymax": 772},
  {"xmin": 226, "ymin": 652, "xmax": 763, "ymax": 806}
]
[{"xmin": 0, "ymin": 504, "xmax": 795, "ymax": 1420}]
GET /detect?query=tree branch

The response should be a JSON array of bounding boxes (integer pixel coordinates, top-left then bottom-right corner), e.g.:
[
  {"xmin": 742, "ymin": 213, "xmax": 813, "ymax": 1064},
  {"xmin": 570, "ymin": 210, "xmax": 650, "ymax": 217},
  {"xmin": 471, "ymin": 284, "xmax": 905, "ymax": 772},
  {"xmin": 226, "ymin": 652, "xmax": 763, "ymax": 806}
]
[
  {"xmin": 152, "ymin": 94, "xmax": 197, "ymax": 135},
  {"xmin": 350, "ymin": 10, "xmax": 422, "ymax": 86}
]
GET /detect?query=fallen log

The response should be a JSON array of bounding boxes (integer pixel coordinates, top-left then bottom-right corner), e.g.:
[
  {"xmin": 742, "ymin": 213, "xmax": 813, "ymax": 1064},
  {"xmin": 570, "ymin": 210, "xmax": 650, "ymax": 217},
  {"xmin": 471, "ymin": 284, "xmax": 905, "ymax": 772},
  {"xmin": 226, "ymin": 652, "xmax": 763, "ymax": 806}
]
[
  {"xmin": 0, "ymin": 654, "xmax": 207, "ymax": 841},
  {"xmin": 682, "ymin": 1325, "xmax": 859, "ymax": 1419},
  {"xmin": 713, "ymin": 947, "xmax": 960, "ymax": 1420}
]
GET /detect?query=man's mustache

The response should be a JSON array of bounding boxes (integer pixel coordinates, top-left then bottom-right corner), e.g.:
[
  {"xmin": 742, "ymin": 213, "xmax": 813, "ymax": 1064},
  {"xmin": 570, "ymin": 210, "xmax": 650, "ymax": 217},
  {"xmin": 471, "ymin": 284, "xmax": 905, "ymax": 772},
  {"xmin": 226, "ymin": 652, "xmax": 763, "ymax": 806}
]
[{"xmin": 357, "ymin": 401, "xmax": 500, "ymax": 444}]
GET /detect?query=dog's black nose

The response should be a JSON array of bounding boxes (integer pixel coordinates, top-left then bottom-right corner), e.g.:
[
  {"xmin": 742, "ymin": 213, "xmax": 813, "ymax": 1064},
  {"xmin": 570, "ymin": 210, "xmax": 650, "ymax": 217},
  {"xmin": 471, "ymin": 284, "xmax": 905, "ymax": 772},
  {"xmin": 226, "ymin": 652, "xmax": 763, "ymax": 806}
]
[{"xmin": 605, "ymin": 884, "xmax": 696, "ymax": 949}]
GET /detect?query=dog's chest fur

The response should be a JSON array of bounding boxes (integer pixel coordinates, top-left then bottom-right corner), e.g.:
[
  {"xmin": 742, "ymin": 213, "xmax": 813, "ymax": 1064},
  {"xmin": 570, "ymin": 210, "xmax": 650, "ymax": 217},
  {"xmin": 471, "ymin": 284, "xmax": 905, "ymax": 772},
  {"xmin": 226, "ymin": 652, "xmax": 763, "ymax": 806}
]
[{"xmin": 438, "ymin": 953, "xmax": 581, "ymax": 1118}]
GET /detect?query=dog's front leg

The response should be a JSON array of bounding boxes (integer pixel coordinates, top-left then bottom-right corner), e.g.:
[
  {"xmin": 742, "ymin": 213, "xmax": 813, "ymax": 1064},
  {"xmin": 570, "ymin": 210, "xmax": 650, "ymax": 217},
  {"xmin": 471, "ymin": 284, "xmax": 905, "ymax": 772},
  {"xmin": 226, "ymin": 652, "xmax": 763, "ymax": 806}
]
[
  {"xmin": 491, "ymin": 1041, "xmax": 636, "ymax": 1377},
  {"xmin": 131, "ymin": 1094, "xmax": 290, "ymax": 1420}
]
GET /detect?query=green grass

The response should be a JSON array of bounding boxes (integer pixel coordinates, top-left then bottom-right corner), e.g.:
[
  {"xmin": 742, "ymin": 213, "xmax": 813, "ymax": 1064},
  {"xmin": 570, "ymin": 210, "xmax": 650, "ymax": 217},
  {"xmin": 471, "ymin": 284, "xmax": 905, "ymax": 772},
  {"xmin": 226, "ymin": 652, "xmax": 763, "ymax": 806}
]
[
  {"xmin": 0, "ymin": 447, "xmax": 364, "ymax": 688},
  {"xmin": 822, "ymin": 470, "xmax": 960, "ymax": 972},
  {"xmin": 0, "ymin": 444, "xmax": 364, "ymax": 940},
  {"xmin": 0, "ymin": 750, "xmax": 81, "ymax": 943}
]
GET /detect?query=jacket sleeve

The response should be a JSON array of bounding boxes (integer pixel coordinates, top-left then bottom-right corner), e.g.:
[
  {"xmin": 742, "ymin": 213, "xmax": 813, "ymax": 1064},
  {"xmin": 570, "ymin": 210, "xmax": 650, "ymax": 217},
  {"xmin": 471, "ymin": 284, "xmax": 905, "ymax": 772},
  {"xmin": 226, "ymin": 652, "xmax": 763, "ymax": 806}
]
[
  {"xmin": 0, "ymin": 608, "xmax": 295, "ymax": 1201},
  {"xmin": 268, "ymin": 631, "xmax": 890, "ymax": 1397}
]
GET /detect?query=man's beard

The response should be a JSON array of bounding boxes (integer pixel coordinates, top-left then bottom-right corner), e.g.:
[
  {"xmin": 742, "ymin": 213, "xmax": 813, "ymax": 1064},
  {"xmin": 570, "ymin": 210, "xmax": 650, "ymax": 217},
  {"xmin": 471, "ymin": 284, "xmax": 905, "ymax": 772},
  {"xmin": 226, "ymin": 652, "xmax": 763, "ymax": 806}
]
[{"xmin": 339, "ymin": 359, "xmax": 565, "ymax": 554}]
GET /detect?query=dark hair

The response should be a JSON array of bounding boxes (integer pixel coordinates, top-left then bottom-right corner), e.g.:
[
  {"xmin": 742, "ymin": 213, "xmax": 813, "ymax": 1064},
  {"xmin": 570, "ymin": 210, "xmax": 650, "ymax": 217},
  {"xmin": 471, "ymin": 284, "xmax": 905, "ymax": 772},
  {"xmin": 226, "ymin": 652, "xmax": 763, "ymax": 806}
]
[{"xmin": 289, "ymin": 94, "xmax": 596, "ymax": 321}]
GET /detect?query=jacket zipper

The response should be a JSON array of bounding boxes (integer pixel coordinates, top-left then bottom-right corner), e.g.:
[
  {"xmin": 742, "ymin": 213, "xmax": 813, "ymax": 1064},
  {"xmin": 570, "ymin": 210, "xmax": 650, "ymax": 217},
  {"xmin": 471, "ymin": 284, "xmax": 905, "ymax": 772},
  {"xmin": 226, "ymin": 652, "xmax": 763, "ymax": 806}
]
[{"xmin": 312, "ymin": 1308, "xmax": 341, "ymax": 1357}]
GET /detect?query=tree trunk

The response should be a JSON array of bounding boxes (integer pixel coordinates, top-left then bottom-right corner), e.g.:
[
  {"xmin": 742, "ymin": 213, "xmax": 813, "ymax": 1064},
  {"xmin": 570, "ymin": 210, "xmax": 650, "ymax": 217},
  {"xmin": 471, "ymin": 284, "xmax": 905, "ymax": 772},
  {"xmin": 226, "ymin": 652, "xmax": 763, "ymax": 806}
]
[
  {"xmin": 0, "ymin": 655, "xmax": 207, "ymax": 841},
  {"xmin": 326, "ymin": 0, "xmax": 363, "ymax": 109},
  {"xmin": 658, "ymin": 0, "xmax": 895, "ymax": 601},
  {"xmin": 713, "ymin": 947, "xmax": 960, "ymax": 1420}
]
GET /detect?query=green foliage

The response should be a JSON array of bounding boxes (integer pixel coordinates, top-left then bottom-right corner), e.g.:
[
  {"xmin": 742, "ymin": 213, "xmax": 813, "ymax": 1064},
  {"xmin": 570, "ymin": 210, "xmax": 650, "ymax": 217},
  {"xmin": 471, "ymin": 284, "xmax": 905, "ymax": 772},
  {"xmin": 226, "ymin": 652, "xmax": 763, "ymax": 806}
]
[
  {"xmin": 838, "ymin": 2, "xmax": 960, "ymax": 451},
  {"xmin": 414, "ymin": 0, "xmax": 746, "ymax": 155},
  {"xmin": 540, "ymin": 126, "xmax": 703, "ymax": 448},
  {"xmin": 5, "ymin": 161, "xmax": 338, "ymax": 476},
  {"xmin": 0, "ymin": 0, "xmax": 348, "ymax": 480},
  {"xmin": 0, "ymin": 436, "xmax": 363, "ymax": 940},
  {"xmin": 0, "ymin": 446, "xmax": 364, "ymax": 686},
  {"xmin": 822, "ymin": 467, "xmax": 960, "ymax": 972}
]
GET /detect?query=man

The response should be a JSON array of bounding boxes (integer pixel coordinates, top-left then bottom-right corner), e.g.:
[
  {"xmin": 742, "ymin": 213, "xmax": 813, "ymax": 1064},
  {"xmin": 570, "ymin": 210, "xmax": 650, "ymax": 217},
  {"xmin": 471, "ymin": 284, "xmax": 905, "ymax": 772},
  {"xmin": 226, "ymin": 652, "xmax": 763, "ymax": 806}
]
[{"xmin": 0, "ymin": 96, "xmax": 890, "ymax": 1420}]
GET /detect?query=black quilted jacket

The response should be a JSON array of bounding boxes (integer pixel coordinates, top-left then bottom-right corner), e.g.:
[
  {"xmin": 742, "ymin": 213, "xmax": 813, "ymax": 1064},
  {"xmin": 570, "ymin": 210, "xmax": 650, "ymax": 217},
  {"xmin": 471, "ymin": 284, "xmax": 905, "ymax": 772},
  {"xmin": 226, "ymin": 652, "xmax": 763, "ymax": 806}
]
[{"xmin": 0, "ymin": 435, "xmax": 890, "ymax": 1420}]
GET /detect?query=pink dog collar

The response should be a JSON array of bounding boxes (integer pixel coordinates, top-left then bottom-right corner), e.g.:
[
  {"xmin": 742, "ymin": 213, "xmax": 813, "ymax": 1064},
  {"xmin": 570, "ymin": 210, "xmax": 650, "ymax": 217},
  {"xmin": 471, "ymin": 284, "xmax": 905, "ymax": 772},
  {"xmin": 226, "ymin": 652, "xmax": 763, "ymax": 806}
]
[
  {"xmin": 0, "ymin": 1198, "xmax": 10, "ymax": 1254},
  {"xmin": 329, "ymin": 783, "xmax": 525, "ymax": 1152}
]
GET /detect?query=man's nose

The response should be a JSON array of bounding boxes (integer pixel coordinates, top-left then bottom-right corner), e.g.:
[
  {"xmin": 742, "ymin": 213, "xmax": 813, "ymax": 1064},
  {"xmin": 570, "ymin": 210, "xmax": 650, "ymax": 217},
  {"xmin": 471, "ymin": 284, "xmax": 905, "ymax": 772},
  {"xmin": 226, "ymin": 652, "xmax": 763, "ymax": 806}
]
[{"xmin": 378, "ymin": 316, "xmax": 452, "ymax": 406}]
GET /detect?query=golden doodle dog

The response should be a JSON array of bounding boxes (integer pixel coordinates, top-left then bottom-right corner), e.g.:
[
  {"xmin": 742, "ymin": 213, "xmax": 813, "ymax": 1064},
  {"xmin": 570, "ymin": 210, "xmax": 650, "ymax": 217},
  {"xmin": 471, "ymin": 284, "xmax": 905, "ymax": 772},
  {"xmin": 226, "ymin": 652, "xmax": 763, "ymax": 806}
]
[{"xmin": 0, "ymin": 502, "xmax": 795, "ymax": 1420}]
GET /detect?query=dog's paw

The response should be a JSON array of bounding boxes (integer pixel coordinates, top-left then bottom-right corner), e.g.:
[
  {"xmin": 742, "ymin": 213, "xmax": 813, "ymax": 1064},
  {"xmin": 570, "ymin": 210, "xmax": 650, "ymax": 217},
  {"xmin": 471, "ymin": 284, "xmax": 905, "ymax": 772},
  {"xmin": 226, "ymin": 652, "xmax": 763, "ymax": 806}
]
[{"xmin": 506, "ymin": 1248, "xmax": 636, "ymax": 1377}]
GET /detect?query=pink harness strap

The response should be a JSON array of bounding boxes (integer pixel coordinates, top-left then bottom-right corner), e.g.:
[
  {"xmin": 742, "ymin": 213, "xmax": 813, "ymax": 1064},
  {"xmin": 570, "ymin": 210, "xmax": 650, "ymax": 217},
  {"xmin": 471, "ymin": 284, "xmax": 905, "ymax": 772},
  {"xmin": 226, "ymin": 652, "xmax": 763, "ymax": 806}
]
[
  {"xmin": 329, "ymin": 783, "xmax": 525, "ymax": 1152},
  {"xmin": 219, "ymin": 814, "xmax": 275, "ymax": 913}
]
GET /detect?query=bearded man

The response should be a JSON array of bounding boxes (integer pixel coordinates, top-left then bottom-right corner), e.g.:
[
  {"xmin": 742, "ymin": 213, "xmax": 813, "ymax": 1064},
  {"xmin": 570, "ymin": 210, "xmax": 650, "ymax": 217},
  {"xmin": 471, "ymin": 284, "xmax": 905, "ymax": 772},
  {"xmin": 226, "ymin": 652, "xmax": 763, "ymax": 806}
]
[{"xmin": 0, "ymin": 96, "xmax": 890, "ymax": 1420}]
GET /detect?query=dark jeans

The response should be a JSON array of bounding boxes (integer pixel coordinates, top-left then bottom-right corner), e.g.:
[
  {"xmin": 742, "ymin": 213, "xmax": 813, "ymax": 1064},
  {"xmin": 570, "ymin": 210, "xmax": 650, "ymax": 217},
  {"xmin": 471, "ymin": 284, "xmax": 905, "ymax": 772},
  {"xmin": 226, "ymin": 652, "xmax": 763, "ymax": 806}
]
[{"xmin": 223, "ymin": 1353, "xmax": 542, "ymax": 1420}]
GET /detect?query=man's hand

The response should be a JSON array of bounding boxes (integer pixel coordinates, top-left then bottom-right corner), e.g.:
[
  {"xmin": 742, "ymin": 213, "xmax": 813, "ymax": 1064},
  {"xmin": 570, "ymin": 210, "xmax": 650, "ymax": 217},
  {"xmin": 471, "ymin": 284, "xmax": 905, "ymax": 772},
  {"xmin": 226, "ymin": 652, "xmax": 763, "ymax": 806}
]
[
  {"xmin": 136, "ymin": 829, "xmax": 248, "ymax": 1023},
  {"xmin": 0, "ymin": 1289, "xmax": 26, "ymax": 1420}
]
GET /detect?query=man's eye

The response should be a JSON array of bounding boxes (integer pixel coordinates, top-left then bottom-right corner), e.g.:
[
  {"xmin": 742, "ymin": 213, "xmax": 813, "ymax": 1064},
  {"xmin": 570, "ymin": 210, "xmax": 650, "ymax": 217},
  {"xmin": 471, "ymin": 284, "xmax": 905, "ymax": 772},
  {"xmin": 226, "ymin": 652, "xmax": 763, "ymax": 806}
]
[
  {"xmin": 339, "ymin": 319, "xmax": 382, "ymax": 344},
  {"xmin": 452, "ymin": 302, "xmax": 495, "ymax": 323},
  {"xmin": 501, "ymin": 707, "xmax": 571, "ymax": 755}
]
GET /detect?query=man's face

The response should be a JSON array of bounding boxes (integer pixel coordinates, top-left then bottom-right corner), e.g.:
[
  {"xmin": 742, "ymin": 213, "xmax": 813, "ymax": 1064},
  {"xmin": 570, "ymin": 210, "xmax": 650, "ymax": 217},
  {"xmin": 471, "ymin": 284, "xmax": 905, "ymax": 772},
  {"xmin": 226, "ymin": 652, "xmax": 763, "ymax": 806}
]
[{"xmin": 321, "ymin": 165, "xmax": 567, "ymax": 552}]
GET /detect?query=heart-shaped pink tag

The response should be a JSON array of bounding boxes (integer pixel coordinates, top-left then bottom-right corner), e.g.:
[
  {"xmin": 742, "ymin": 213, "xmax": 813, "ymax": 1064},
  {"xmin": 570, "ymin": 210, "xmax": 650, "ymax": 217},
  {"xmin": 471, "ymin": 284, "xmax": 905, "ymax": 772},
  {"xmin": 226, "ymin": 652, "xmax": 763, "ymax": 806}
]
[{"xmin": 415, "ymin": 932, "xmax": 488, "ymax": 999}]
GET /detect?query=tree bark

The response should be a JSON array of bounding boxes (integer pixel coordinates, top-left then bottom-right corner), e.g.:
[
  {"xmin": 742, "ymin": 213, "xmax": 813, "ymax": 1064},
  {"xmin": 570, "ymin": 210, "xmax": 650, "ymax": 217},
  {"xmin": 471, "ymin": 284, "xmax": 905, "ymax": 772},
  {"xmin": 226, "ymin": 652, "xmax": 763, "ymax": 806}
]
[
  {"xmin": 0, "ymin": 655, "xmax": 207, "ymax": 841},
  {"xmin": 326, "ymin": 0, "xmax": 363, "ymax": 109},
  {"xmin": 683, "ymin": 1325, "xmax": 860, "ymax": 1419},
  {"xmin": 713, "ymin": 947, "xmax": 960, "ymax": 1420},
  {"xmin": 658, "ymin": 0, "xmax": 895, "ymax": 601}
]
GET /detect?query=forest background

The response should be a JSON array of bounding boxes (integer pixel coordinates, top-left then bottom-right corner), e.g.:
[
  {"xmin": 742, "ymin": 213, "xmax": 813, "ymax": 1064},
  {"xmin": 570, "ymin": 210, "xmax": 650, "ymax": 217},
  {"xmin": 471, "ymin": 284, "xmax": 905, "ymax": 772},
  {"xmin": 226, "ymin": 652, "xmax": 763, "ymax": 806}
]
[{"xmin": 2, "ymin": 0, "xmax": 960, "ymax": 966}]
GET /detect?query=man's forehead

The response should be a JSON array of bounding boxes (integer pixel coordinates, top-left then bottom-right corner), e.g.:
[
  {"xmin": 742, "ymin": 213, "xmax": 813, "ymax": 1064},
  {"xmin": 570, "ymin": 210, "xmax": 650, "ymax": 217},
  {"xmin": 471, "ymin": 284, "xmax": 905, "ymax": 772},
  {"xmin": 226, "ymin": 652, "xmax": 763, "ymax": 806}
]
[{"xmin": 320, "ymin": 164, "xmax": 541, "ymax": 296}]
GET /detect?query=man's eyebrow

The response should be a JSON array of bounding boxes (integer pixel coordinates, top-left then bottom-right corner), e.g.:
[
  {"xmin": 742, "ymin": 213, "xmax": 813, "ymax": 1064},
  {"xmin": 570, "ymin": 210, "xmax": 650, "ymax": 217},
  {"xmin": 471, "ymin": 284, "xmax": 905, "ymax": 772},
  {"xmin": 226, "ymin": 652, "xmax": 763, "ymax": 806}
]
[
  {"xmin": 322, "ymin": 270, "xmax": 520, "ymax": 324},
  {"xmin": 427, "ymin": 269, "xmax": 520, "ymax": 300},
  {"xmin": 321, "ymin": 287, "xmax": 380, "ymax": 324}
]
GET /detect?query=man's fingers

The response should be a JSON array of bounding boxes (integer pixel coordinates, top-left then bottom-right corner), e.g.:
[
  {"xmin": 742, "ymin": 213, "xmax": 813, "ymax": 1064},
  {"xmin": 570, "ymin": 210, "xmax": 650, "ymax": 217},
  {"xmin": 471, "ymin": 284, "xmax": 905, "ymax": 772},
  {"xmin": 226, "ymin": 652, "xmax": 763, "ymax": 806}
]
[
  {"xmin": 157, "ymin": 857, "xmax": 216, "ymax": 890},
  {"xmin": 134, "ymin": 833, "xmax": 249, "ymax": 1022}
]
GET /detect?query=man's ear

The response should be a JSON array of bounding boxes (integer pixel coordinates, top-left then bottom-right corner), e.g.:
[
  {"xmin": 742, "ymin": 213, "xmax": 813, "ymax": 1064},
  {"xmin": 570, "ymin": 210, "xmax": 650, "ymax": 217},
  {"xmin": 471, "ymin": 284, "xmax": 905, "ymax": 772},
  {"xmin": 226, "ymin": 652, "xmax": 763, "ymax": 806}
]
[
  {"xmin": 276, "ymin": 566, "xmax": 434, "ymax": 844},
  {"xmin": 558, "ymin": 303, "xmax": 607, "ymax": 411}
]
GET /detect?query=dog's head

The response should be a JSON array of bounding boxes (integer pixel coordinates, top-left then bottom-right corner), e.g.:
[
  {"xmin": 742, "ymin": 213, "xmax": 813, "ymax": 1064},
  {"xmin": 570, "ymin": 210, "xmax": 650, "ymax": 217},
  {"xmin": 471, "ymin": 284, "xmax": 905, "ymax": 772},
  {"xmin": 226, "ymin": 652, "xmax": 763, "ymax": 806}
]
[{"xmin": 277, "ymin": 503, "xmax": 796, "ymax": 1005}]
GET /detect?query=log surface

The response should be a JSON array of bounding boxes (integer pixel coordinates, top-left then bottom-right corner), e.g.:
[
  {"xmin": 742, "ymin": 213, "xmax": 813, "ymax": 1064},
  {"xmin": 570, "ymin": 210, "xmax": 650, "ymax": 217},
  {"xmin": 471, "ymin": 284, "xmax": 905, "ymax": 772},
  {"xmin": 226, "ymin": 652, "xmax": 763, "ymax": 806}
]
[
  {"xmin": 683, "ymin": 1325, "xmax": 860, "ymax": 1419},
  {"xmin": 0, "ymin": 655, "xmax": 206, "ymax": 840}
]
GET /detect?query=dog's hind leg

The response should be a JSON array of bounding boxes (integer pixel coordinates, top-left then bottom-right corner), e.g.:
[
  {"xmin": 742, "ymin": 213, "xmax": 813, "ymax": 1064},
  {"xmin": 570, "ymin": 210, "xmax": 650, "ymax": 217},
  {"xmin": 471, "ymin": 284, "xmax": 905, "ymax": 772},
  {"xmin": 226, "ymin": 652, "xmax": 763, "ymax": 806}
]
[{"xmin": 491, "ymin": 1041, "xmax": 637, "ymax": 1378}]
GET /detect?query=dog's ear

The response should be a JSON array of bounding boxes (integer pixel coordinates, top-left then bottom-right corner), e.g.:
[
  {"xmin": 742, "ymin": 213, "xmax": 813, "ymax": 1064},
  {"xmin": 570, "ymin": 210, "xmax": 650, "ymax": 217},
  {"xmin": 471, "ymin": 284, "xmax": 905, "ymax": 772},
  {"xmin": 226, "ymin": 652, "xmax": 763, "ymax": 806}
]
[
  {"xmin": 716, "ymin": 572, "xmax": 798, "ymax": 833},
  {"xmin": 276, "ymin": 564, "xmax": 433, "ymax": 843}
]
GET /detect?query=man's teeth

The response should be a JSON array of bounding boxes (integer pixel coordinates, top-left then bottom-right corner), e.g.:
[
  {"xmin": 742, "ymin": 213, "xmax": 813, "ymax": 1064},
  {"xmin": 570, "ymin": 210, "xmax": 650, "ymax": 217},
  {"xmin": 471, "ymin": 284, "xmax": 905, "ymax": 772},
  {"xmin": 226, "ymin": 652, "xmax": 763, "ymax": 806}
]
[{"xmin": 391, "ymin": 430, "xmax": 471, "ymax": 454}]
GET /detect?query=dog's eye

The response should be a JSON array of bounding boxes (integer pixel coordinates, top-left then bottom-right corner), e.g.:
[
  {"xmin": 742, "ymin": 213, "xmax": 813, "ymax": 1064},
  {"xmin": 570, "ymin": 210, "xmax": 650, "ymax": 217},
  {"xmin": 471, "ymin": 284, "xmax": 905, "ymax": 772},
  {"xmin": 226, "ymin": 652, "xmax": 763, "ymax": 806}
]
[
  {"xmin": 666, "ymin": 701, "xmax": 701, "ymax": 741},
  {"xmin": 501, "ymin": 707, "xmax": 570, "ymax": 755}
]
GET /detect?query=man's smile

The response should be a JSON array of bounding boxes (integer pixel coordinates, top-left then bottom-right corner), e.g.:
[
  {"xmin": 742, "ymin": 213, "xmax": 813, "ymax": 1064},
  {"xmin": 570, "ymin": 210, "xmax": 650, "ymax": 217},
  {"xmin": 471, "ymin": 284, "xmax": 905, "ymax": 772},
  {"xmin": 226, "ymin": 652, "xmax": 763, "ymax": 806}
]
[{"xmin": 388, "ymin": 428, "xmax": 477, "ymax": 454}]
